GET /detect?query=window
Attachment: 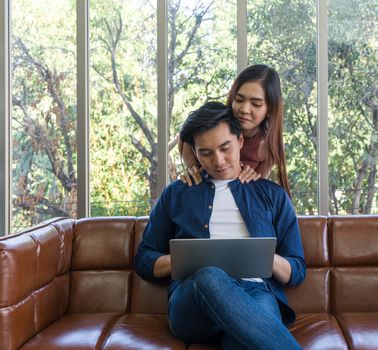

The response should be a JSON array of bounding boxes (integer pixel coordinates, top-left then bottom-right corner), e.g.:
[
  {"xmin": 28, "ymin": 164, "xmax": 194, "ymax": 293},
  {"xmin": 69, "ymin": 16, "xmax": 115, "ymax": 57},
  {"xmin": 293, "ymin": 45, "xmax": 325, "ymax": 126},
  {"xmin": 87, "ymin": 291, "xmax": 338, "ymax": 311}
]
[
  {"xmin": 2, "ymin": 0, "xmax": 378, "ymax": 234},
  {"xmin": 247, "ymin": 0, "xmax": 318, "ymax": 214},
  {"xmin": 167, "ymin": 0, "xmax": 237, "ymax": 179},
  {"xmin": 89, "ymin": 0, "xmax": 157, "ymax": 216},
  {"xmin": 328, "ymin": 0, "xmax": 378, "ymax": 214},
  {"xmin": 11, "ymin": 0, "xmax": 77, "ymax": 231}
]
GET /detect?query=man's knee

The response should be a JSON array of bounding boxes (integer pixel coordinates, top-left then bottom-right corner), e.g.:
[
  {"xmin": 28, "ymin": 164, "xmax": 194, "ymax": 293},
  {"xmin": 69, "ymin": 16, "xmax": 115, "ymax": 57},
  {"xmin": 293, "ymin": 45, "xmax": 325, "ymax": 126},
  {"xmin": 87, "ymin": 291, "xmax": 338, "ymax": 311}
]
[{"xmin": 190, "ymin": 266, "xmax": 232, "ymax": 287}]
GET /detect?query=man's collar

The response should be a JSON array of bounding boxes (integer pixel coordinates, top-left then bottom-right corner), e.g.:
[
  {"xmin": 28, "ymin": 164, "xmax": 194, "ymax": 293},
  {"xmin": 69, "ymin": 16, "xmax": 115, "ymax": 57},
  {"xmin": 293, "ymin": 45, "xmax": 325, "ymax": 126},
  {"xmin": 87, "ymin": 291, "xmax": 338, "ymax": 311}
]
[{"xmin": 201, "ymin": 170, "xmax": 240, "ymax": 185}]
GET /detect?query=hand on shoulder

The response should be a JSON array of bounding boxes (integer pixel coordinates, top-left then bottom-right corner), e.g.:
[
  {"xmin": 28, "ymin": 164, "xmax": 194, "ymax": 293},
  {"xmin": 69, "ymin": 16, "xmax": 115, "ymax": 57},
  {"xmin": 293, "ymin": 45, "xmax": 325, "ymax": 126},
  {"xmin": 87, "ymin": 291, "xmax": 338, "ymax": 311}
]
[
  {"xmin": 238, "ymin": 162, "xmax": 261, "ymax": 183},
  {"xmin": 179, "ymin": 164, "xmax": 203, "ymax": 186}
]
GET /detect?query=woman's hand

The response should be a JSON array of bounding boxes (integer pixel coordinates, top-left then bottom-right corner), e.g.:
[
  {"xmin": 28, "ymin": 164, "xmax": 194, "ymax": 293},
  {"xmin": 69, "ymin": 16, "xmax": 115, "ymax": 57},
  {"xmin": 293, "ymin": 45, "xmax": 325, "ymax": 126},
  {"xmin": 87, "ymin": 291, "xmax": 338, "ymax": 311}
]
[
  {"xmin": 179, "ymin": 164, "xmax": 203, "ymax": 186},
  {"xmin": 238, "ymin": 163, "xmax": 261, "ymax": 183}
]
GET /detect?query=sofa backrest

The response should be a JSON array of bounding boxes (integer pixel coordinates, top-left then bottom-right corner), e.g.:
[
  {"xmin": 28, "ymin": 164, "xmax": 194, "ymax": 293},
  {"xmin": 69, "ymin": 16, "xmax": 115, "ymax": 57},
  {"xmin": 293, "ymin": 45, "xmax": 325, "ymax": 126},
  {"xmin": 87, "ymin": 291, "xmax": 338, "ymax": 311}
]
[
  {"xmin": 132, "ymin": 215, "xmax": 378, "ymax": 315},
  {"xmin": 68, "ymin": 217, "xmax": 136, "ymax": 314},
  {"xmin": 330, "ymin": 216, "xmax": 378, "ymax": 313},
  {"xmin": 0, "ymin": 218, "xmax": 74, "ymax": 350},
  {"xmin": 130, "ymin": 217, "xmax": 169, "ymax": 314},
  {"xmin": 286, "ymin": 216, "xmax": 330, "ymax": 314},
  {"xmin": 131, "ymin": 216, "xmax": 334, "ymax": 315},
  {"xmin": 1, "ymin": 214, "xmax": 378, "ymax": 350}
]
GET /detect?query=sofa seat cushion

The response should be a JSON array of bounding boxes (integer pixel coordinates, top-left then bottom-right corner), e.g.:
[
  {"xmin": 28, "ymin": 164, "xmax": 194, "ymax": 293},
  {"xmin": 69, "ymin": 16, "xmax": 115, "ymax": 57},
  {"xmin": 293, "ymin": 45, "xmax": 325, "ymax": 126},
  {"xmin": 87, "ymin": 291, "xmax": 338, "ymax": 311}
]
[
  {"xmin": 336, "ymin": 313, "xmax": 378, "ymax": 350},
  {"xmin": 289, "ymin": 313, "xmax": 348, "ymax": 350},
  {"xmin": 19, "ymin": 313, "xmax": 120, "ymax": 350},
  {"xmin": 103, "ymin": 313, "xmax": 186, "ymax": 350}
]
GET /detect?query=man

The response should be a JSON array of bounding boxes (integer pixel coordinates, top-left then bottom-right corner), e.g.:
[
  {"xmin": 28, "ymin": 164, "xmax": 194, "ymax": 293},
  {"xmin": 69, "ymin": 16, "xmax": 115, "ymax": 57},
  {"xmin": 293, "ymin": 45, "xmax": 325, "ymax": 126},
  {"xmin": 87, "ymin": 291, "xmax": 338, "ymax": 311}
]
[{"xmin": 135, "ymin": 102, "xmax": 305, "ymax": 350}]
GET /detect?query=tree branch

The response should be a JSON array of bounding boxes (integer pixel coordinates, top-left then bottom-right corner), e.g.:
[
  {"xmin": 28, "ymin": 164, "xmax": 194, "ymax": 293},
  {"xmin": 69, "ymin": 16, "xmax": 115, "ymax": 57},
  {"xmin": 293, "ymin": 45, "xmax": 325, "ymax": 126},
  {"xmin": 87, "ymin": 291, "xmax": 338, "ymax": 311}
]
[
  {"xmin": 130, "ymin": 135, "xmax": 153, "ymax": 160},
  {"xmin": 103, "ymin": 16, "xmax": 156, "ymax": 149},
  {"xmin": 15, "ymin": 38, "xmax": 75, "ymax": 182},
  {"xmin": 13, "ymin": 96, "xmax": 75, "ymax": 191}
]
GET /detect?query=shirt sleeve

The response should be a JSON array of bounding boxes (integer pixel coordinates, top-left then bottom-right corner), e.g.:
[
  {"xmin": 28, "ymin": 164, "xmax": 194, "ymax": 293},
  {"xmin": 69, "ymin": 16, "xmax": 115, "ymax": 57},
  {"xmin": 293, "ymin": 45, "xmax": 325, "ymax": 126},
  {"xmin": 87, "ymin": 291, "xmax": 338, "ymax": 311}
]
[
  {"xmin": 134, "ymin": 186, "xmax": 175, "ymax": 281},
  {"xmin": 274, "ymin": 189, "xmax": 306, "ymax": 286}
]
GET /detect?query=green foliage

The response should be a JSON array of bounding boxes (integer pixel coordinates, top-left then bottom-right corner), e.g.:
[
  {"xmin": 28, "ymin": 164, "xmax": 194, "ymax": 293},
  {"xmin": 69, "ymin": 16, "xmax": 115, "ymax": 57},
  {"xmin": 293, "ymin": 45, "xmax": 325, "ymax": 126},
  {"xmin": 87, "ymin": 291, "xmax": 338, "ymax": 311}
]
[{"xmin": 10, "ymin": 0, "xmax": 378, "ymax": 232}]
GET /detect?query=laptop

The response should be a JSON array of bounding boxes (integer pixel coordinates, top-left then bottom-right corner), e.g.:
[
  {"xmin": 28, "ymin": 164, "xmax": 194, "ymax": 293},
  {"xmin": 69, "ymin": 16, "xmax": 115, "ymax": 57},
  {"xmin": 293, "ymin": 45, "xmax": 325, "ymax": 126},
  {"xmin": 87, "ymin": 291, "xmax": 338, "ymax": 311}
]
[{"xmin": 169, "ymin": 237, "xmax": 277, "ymax": 280}]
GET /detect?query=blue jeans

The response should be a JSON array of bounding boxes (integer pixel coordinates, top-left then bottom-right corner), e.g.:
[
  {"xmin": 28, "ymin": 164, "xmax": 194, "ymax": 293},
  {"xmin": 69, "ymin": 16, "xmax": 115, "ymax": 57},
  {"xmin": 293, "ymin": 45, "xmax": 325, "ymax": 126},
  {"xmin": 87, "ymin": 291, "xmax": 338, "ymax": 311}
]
[{"xmin": 168, "ymin": 267, "xmax": 302, "ymax": 350}]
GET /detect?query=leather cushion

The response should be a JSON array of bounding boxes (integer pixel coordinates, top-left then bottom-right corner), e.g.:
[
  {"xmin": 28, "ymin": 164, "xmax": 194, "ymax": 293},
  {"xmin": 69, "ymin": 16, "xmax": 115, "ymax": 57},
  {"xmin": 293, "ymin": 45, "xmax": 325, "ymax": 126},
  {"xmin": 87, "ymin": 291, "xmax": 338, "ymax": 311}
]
[
  {"xmin": 69, "ymin": 270, "xmax": 132, "ymax": 314},
  {"xmin": 72, "ymin": 217, "xmax": 135, "ymax": 270},
  {"xmin": 289, "ymin": 313, "xmax": 348, "ymax": 350},
  {"xmin": 286, "ymin": 268, "xmax": 330, "ymax": 313},
  {"xmin": 330, "ymin": 216, "xmax": 378, "ymax": 266},
  {"xmin": 336, "ymin": 313, "xmax": 378, "ymax": 350},
  {"xmin": 103, "ymin": 313, "xmax": 186, "ymax": 350},
  {"xmin": 298, "ymin": 216, "xmax": 329, "ymax": 267},
  {"xmin": 20, "ymin": 313, "xmax": 120, "ymax": 350}
]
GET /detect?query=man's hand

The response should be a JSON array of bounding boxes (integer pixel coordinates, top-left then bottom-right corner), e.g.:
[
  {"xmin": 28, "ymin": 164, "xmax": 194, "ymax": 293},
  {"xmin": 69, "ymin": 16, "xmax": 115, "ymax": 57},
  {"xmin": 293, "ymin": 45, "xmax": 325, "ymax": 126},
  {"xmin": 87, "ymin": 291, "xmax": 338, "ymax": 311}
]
[
  {"xmin": 153, "ymin": 254, "xmax": 172, "ymax": 278},
  {"xmin": 238, "ymin": 163, "xmax": 261, "ymax": 183}
]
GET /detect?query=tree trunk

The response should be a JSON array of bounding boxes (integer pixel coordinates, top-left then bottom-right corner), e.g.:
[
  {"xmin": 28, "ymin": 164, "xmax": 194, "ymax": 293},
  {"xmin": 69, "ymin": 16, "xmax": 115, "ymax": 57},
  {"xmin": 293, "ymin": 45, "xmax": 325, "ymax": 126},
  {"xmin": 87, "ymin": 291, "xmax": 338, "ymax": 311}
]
[
  {"xmin": 329, "ymin": 185, "xmax": 338, "ymax": 215},
  {"xmin": 351, "ymin": 157, "xmax": 369, "ymax": 214},
  {"xmin": 364, "ymin": 164, "xmax": 377, "ymax": 214}
]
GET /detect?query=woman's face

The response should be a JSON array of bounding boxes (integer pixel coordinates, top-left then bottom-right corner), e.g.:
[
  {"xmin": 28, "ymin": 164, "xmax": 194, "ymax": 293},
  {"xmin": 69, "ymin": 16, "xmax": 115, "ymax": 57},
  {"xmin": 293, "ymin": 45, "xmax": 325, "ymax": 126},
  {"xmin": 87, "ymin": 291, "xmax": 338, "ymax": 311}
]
[{"xmin": 232, "ymin": 81, "xmax": 268, "ymax": 138}]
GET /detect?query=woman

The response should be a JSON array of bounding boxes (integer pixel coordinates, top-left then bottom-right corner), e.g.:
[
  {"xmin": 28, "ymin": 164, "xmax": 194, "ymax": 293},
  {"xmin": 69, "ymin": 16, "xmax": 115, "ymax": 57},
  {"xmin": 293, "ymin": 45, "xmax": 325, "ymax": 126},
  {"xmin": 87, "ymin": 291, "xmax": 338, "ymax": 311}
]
[{"xmin": 180, "ymin": 64, "xmax": 291, "ymax": 196}]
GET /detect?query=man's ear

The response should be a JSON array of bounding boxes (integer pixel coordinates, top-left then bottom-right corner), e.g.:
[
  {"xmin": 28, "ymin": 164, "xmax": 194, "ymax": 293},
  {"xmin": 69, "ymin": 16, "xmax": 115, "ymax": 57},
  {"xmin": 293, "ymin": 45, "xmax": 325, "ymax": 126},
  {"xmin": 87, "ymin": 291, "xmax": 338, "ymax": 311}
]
[{"xmin": 239, "ymin": 134, "xmax": 244, "ymax": 149}]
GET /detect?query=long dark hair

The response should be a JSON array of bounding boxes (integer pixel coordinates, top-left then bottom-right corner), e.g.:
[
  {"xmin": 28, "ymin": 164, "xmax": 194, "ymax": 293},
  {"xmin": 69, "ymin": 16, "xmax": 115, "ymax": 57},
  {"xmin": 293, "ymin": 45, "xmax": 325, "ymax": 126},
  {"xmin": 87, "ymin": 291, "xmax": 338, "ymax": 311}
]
[{"xmin": 227, "ymin": 64, "xmax": 291, "ymax": 197}]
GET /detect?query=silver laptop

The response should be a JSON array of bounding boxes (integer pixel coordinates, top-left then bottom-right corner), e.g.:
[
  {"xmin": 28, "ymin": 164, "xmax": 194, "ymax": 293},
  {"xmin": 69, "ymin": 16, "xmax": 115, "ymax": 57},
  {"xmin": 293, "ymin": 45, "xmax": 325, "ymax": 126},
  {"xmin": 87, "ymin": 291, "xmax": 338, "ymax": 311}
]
[{"xmin": 169, "ymin": 237, "xmax": 277, "ymax": 280}]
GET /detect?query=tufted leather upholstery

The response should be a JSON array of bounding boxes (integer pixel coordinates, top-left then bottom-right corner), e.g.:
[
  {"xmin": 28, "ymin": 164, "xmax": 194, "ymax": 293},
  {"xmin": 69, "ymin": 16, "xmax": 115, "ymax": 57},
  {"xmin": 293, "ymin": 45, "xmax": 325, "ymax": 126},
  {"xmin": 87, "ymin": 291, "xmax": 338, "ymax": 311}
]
[{"xmin": 0, "ymin": 215, "xmax": 377, "ymax": 349}]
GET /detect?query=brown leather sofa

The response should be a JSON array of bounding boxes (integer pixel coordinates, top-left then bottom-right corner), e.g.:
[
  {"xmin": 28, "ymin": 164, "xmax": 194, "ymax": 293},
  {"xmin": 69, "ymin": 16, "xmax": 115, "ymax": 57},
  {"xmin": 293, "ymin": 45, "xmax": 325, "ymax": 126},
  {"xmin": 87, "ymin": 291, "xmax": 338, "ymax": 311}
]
[{"xmin": 1, "ymin": 215, "xmax": 377, "ymax": 350}]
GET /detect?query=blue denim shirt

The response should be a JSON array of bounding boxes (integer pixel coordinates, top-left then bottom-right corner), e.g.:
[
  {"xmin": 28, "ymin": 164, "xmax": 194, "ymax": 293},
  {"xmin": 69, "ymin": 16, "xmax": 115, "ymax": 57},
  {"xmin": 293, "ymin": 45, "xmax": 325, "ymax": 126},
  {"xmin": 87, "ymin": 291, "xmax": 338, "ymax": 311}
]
[{"xmin": 135, "ymin": 175, "xmax": 306, "ymax": 325}]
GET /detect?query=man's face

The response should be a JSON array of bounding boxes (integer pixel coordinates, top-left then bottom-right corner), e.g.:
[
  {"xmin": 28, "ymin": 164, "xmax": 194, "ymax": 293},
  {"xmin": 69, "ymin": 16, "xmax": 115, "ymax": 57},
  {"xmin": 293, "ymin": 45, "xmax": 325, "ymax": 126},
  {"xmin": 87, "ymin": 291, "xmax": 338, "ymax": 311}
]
[{"xmin": 193, "ymin": 122, "xmax": 243, "ymax": 180}]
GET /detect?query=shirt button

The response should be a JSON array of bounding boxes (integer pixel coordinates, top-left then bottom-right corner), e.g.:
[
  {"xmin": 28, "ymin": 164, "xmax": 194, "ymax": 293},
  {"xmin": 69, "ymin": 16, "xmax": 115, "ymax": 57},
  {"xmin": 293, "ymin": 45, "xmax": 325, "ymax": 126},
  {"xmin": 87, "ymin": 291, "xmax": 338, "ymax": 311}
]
[
  {"xmin": 211, "ymin": 185, "xmax": 215, "ymax": 189},
  {"xmin": 208, "ymin": 205, "xmax": 212, "ymax": 209},
  {"xmin": 204, "ymin": 224, "xmax": 209, "ymax": 229}
]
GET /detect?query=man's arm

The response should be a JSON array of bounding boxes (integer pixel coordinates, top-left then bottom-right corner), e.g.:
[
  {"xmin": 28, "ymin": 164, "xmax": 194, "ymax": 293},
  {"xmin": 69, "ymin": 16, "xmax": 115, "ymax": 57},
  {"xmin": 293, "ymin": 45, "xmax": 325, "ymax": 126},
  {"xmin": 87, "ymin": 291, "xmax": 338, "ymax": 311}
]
[
  {"xmin": 153, "ymin": 254, "xmax": 172, "ymax": 278},
  {"xmin": 272, "ymin": 253, "xmax": 292, "ymax": 284},
  {"xmin": 135, "ymin": 186, "xmax": 174, "ymax": 280},
  {"xmin": 273, "ymin": 188, "xmax": 306, "ymax": 286}
]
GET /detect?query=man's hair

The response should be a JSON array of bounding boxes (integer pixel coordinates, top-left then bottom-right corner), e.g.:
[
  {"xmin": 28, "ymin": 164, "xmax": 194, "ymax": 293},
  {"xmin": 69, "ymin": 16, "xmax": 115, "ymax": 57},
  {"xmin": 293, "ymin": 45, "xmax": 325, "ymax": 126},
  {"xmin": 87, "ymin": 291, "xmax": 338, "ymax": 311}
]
[{"xmin": 180, "ymin": 101, "xmax": 242, "ymax": 147}]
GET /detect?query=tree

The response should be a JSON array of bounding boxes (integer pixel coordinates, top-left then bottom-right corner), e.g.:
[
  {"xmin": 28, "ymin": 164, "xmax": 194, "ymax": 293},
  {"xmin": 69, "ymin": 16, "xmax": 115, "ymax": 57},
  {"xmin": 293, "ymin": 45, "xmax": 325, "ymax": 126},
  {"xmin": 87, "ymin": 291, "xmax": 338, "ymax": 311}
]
[
  {"xmin": 11, "ymin": 0, "xmax": 77, "ymax": 229},
  {"xmin": 10, "ymin": 0, "xmax": 377, "ymax": 232},
  {"xmin": 91, "ymin": 0, "xmax": 236, "ymax": 203},
  {"xmin": 247, "ymin": 0, "xmax": 378, "ymax": 214}
]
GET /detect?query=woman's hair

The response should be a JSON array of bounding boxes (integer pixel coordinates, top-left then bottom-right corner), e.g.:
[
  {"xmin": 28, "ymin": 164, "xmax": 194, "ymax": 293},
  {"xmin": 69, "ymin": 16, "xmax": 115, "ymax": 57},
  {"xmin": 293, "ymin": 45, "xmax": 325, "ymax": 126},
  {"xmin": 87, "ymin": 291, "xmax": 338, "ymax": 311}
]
[
  {"xmin": 227, "ymin": 64, "xmax": 291, "ymax": 197},
  {"xmin": 180, "ymin": 101, "xmax": 241, "ymax": 148}
]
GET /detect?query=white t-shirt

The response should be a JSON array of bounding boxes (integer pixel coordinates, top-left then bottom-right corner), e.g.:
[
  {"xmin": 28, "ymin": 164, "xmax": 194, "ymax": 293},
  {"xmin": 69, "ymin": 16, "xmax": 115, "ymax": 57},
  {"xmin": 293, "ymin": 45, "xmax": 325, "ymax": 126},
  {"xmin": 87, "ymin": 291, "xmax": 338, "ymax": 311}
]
[
  {"xmin": 209, "ymin": 179, "xmax": 250, "ymax": 239},
  {"xmin": 209, "ymin": 179, "xmax": 263, "ymax": 283}
]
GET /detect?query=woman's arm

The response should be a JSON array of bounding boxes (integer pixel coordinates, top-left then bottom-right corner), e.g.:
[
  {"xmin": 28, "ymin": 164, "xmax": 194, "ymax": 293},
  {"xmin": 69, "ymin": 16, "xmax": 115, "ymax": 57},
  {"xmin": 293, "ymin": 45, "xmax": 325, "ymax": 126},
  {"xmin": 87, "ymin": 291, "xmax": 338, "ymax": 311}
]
[
  {"xmin": 253, "ymin": 139, "xmax": 273, "ymax": 179},
  {"xmin": 179, "ymin": 139, "xmax": 198, "ymax": 168},
  {"xmin": 178, "ymin": 140, "xmax": 202, "ymax": 185},
  {"xmin": 255, "ymin": 160, "xmax": 273, "ymax": 179}
]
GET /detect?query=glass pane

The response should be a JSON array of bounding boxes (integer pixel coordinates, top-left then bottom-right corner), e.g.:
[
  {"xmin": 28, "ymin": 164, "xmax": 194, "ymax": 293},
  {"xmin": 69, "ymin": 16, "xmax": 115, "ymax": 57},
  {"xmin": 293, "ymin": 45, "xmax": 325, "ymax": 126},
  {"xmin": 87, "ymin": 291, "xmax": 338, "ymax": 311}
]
[
  {"xmin": 247, "ymin": 0, "xmax": 317, "ymax": 214},
  {"xmin": 89, "ymin": 0, "xmax": 157, "ymax": 216},
  {"xmin": 168, "ymin": 0, "xmax": 237, "ymax": 179},
  {"xmin": 328, "ymin": 0, "xmax": 378, "ymax": 214},
  {"xmin": 12, "ymin": 0, "xmax": 77, "ymax": 232}
]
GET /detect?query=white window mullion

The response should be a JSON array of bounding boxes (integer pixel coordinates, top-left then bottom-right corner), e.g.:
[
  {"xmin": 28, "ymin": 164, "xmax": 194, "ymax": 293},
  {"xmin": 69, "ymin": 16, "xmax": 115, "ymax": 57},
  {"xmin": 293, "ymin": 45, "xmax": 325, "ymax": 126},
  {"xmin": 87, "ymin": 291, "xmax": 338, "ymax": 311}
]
[
  {"xmin": 317, "ymin": 0, "xmax": 329, "ymax": 215},
  {"xmin": 157, "ymin": 0, "xmax": 168, "ymax": 196},
  {"xmin": 237, "ymin": 0, "xmax": 248, "ymax": 73},
  {"xmin": 77, "ymin": 0, "xmax": 90, "ymax": 218},
  {"xmin": 0, "ymin": 0, "xmax": 11, "ymax": 235}
]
